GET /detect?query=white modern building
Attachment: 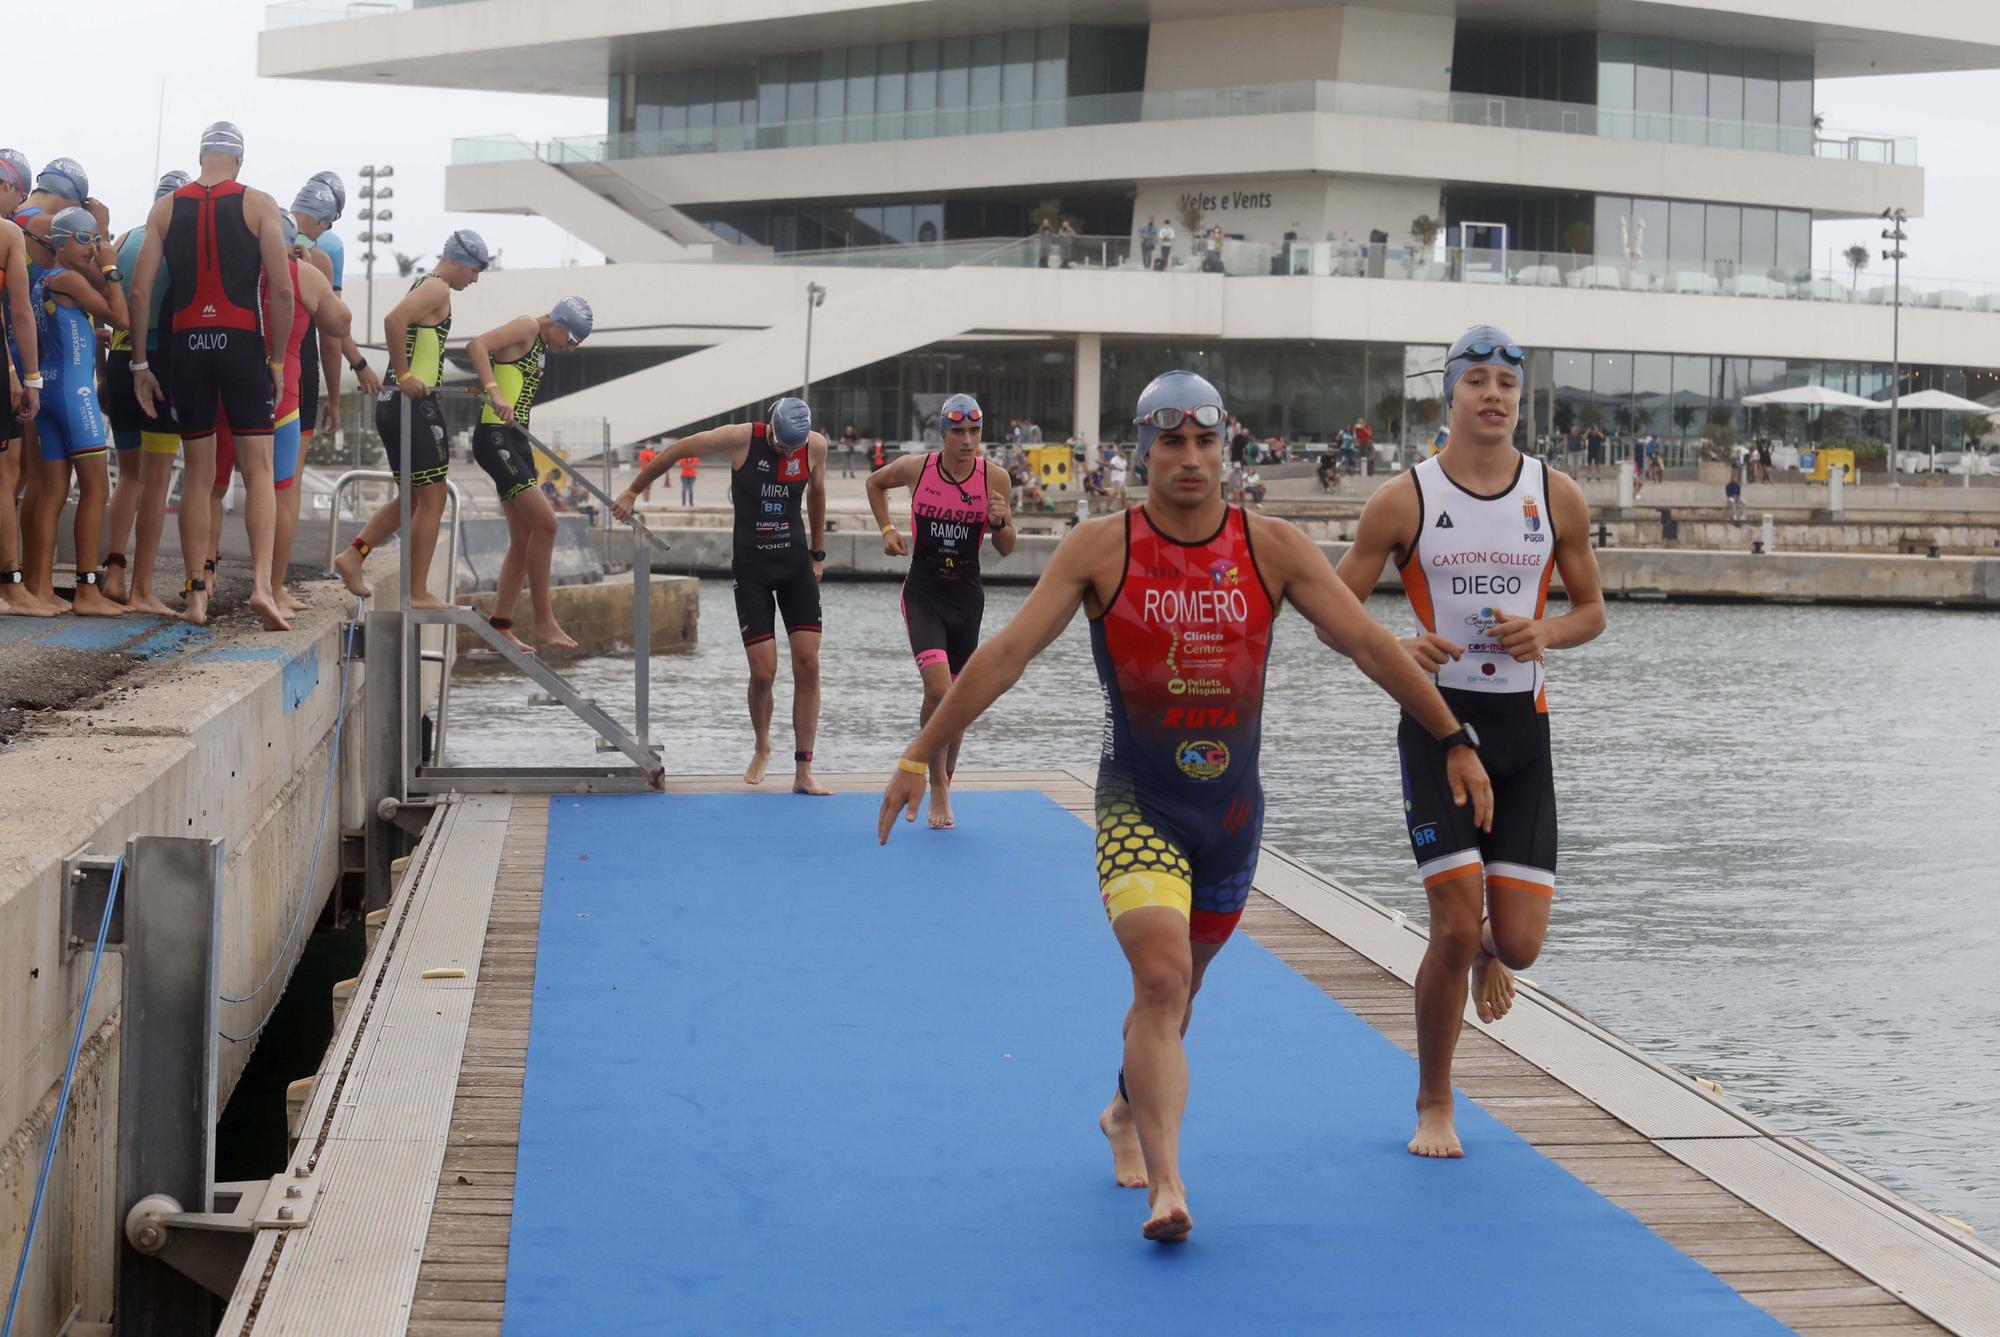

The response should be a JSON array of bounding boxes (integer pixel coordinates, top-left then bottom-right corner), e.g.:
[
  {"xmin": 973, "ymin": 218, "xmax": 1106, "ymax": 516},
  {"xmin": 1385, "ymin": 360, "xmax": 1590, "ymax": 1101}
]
[{"xmin": 260, "ymin": 0, "xmax": 2000, "ymax": 459}]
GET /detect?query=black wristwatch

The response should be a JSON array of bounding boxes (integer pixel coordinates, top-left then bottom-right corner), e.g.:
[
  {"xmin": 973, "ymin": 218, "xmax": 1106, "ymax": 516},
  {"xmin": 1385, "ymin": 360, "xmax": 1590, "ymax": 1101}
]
[
  {"xmin": 809, "ymin": 547, "xmax": 827, "ymax": 562},
  {"xmin": 1437, "ymin": 722, "xmax": 1481, "ymax": 754},
  {"xmin": 350, "ymin": 357, "xmax": 368, "ymax": 373},
  {"xmin": 100, "ymin": 266, "xmax": 124, "ymax": 283}
]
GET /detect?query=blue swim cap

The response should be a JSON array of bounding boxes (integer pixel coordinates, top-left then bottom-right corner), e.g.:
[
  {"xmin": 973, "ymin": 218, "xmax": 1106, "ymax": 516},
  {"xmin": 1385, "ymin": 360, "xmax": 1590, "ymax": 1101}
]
[
  {"xmin": 156, "ymin": 170, "xmax": 191, "ymax": 200},
  {"xmin": 277, "ymin": 209, "xmax": 299, "ymax": 248},
  {"xmin": 769, "ymin": 396, "xmax": 812, "ymax": 448},
  {"xmin": 549, "ymin": 296, "xmax": 593, "ymax": 343},
  {"xmin": 940, "ymin": 392, "xmax": 982, "ymax": 427},
  {"xmin": 0, "ymin": 149, "xmax": 28, "ymax": 195},
  {"xmin": 35, "ymin": 157, "xmax": 88, "ymax": 203},
  {"xmin": 49, "ymin": 206, "xmax": 100, "ymax": 245},
  {"xmin": 1441, "ymin": 324, "xmax": 1526, "ymax": 409},
  {"xmin": 200, "ymin": 121, "xmax": 245, "ymax": 160},
  {"xmin": 1134, "ymin": 369, "xmax": 1225, "ymax": 460},
  {"xmin": 442, "ymin": 228, "xmax": 490, "ymax": 270},
  {"xmin": 292, "ymin": 179, "xmax": 338, "ymax": 224},
  {"xmin": 311, "ymin": 171, "xmax": 345, "ymax": 217}
]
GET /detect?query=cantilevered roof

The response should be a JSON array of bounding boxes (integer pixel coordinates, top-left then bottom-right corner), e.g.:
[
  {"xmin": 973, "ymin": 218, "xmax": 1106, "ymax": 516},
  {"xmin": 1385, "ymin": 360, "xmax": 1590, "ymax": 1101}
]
[{"xmin": 259, "ymin": 0, "xmax": 2000, "ymax": 96}]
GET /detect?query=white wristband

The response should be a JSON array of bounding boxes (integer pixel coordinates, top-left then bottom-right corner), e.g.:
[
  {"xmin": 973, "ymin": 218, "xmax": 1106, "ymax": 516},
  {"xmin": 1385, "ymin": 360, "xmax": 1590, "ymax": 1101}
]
[
  {"xmin": 128, "ymin": 362, "xmax": 148, "ymax": 373},
  {"xmin": 22, "ymin": 374, "xmax": 44, "ymax": 388}
]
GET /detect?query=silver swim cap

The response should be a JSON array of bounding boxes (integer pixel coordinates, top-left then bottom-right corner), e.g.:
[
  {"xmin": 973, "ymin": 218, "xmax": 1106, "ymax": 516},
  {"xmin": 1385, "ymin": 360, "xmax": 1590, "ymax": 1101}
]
[
  {"xmin": 200, "ymin": 121, "xmax": 245, "ymax": 160},
  {"xmin": 35, "ymin": 157, "xmax": 88, "ymax": 202},
  {"xmin": 292, "ymin": 179, "xmax": 339, "ymax": 224},
  {"xmin": 278, "ymin": 209, "xmax": 298, "ymax": 249},
  {"xmin": 769, "ymin": 396, "xmax": 812, "ymax": 448},
  {"xmin": 940, "ymin": 393, "xmax": 982, "ymax": 427},
  {"xmin": 441, "ymin": 228, "xmax": 490, "ymax": 270},
  {"xmin": 1441, "ymin": 324, "xmax": 1525, "ymax": 409},
  {"xmin": 49, "ymin": 206, "xmax": 101, "ymax": 245},
  {"xmin": 0, "ymin": 149, "xmax": 29, "ymax": 195},
  {"xmin": 550, "ymin": 296, "xmax": 593, "ymax": 343},
  {"xmin": 156, "ymin": 170, "xmax": 191, "ymax": 201},
  {"xmin": 1133, "ymin": 370, "xmax": 1225, "ymax": 459},
  {"xmin": 310, "ymin": 170, "xmax": 346, "ymax": 217}
]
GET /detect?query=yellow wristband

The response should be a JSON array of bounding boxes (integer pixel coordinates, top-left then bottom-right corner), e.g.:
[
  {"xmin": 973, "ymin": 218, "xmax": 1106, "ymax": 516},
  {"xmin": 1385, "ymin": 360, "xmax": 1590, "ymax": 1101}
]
[
  {"xmin": 896, "ymin": 757, "xmax": 928, "ymax": 776},
  {"xmin": 268, "ymin": 359, "xmax": 285, "ymax": 370},
  {"xmin": 483, "ymin": 383, "xmax": 499, "ymax": 394},
  {"xmin": 880, "ymin": 524, "xmax": 895, "ymax": 536}
]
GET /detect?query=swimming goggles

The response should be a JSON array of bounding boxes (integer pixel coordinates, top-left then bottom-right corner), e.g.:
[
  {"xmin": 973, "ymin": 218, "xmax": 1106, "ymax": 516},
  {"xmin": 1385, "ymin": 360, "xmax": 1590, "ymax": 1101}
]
[
  {"xmin": 1458, "ymin": 342, "xmax": 1525, "ymax": 365},
  {"xmin": 943, "ymin": 407, "xmax": 982, "ymax": 424},
  {"xmin": 1135, "ymin": 403, "xmax": 1225, "ymax": 430}
]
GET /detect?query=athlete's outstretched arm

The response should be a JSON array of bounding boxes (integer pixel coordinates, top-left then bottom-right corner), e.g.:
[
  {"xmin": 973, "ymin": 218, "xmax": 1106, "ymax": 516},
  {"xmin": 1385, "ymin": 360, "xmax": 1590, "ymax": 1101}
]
[
  {"xmin": 611, "ymin": 423, "xmax": 750, "ymax": 517},
  {"xmin": 865, "ymin": 454, "xmax": 923, "ymax": 554},
  {"xmin": 1492, "ymin": 470, "xmax": 1606, "ymax": 661},
  {"xmin": 878, "ymin": 519, "xmax": 1115, "ymax": 842},
  {"xmin": 1261, "ymin": 516, "xmax": 1493, "ymax": 830}
]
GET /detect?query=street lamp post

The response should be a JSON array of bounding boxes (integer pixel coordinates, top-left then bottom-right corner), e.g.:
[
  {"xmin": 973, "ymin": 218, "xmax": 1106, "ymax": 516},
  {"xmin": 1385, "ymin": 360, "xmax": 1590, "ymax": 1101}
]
[
  {"xmin": 1881, "ymin": 207, "xmax": 1907, "ymax": 489},
  {"xmin": 358, "ymin": 164, "xmax": 396, "ymax": 350},
  {"xmin": 801, "ymin": 282, "xmax": 827, "ymax": 405}
]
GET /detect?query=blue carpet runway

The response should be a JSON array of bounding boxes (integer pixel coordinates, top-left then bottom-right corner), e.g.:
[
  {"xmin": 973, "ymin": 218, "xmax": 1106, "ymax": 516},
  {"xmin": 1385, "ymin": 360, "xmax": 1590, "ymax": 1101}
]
[{"xmin": 503, "ymin": 791, "xmax": 1785, "ymax": 1335}]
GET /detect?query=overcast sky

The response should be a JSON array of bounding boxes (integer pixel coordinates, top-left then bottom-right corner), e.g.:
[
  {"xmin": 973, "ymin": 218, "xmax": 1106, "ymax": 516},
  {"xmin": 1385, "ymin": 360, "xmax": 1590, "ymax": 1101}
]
[{"xmin": 3, "ymin": 3, "xmax": 1994, "ymax": 286}]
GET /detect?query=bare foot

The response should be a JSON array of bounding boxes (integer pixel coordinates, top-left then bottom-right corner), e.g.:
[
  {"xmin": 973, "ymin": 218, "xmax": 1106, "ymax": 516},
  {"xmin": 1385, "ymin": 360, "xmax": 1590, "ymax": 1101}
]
[
  {"xmin": 104, "ymin": 567, "xmax": 128, "ymax": 603},
  {"xmin": 534, "ymin": 620, "xmax": 579, "ymax": 654},
  {"xmin": 277, "ymin": 586, "xmax": 308, "ymax": 614},
  {"xmin": 792, "ymin": 767, "xmax": 832, "ymax": 796},
  {"xmin": 493, "ymin": 623, "xmax": 536, "ymax": 655},
  {"xmin": 332, "ymin": 547, "xmax": 372, "ymax": 598},
  {"xmin": 247, "ymin": 593, "xmax": 293, "ymax": 632},
  {"xmin": 927, "ymin": 787, "xmax": 955, "ymax": 829},
  {"xmin": 1142, "ymin": 1183, "xmax": 1193, "ymax": 1242},
  {"xmin": 1408, "ymin": 1102, "xmax": 1464, "ymax": 1158},
  {"xmin": 1, "ymin": 589, "xmax": 62, "ymax": 618},
  {"xmin": 1099, "ymin": 1100, "xmax": 1148, "ymax": 1188},
  {"xmin": 182, "ymin": 588, "xmax": 208, "ymax": 627},
  {"xmin": 1470, "ymin": 951, "xmax": 1516, "ymax": 1024},
  {"xmin": 743, "ymin": 746, "xmax": 772, "ymax": 785},
  {"xmin": 408, "ymin": 592, "xmax": 458, "ymax": 610},
  {"xmin": 126, "ymin": 590, "xmax": 176, "ymax": 617},
  {"xmin": 71, "ymin": 585, "xmax": 125, "ymax": 618}
]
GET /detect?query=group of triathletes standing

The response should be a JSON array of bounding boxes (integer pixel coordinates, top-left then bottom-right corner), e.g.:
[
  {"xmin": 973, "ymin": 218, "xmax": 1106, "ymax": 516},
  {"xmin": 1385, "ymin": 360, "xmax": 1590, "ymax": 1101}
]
[
  {"xmin": 3, "ymin": 122, "xmax": 602, "ymax": 654},
  {"xmin": 616, "ymin": 325, "xmax": 1607, "ymax": 1243}
]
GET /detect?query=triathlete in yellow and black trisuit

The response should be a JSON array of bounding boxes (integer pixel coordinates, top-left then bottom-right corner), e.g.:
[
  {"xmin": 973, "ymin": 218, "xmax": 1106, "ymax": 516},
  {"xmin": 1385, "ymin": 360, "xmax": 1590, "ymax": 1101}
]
[
  {"xmin": 375, "ymin": 273, "xmax": 451, "ymax": 487},
  {"xmin": 470, "ymin": 298, "xmax": 592, "ymax": 501}
]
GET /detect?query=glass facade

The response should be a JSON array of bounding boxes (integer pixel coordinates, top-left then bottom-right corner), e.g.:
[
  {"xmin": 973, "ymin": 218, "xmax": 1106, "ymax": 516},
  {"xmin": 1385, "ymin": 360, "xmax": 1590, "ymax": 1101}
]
[
  {"xmin": 684, "ymin": 196, "xmax": 1130, "ymax": 252},
  {"xmin": 1598, "ymin": 32, "xmax": 1812, "ymax": 150},
  {"xmin": 1449, "ymin": 30, "xmax": 1599, "ymax": 104},
  {"xmin": 613, "ymin": 26, "xmax": 1147, "ymax": 151},
  {"xmin": 1593, "ymin": 194, "xmax": 1810, "ymax": 278}
]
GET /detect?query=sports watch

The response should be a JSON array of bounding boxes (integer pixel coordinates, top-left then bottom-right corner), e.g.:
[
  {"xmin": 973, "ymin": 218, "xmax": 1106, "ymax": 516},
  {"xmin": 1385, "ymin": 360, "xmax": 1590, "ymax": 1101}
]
[
  {"xmin": 808, "ymin": 548, "xmax": 827, "ymax": 562},
  {"xmin": 1437, "ymin": 723, "xmax": 1481, "ymax": 754}
]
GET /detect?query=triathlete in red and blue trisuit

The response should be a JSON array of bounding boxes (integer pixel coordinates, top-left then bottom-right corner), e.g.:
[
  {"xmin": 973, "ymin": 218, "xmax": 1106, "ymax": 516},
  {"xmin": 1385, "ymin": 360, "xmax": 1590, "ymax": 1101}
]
[
  {"xmin": 1090, "ymin": 502, "xmax": 1275, "ymax": 945},
  {"xmin": 729, "ymin": 418, "xmax": 821, "ymax": 646}
]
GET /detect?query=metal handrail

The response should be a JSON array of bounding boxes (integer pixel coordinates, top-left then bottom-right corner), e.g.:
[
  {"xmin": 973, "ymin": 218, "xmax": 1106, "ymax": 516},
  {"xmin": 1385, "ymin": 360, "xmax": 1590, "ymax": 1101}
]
[{"xmin": 323, "ymin": 468, "xmax": 467, "ymax": 763}]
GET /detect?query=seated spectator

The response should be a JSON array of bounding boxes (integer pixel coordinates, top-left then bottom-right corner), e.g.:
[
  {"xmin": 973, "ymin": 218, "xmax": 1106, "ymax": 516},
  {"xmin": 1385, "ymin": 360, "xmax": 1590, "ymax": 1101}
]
[
  {"xmin": 542, "ymin": 473, "xmax": 566, "ymax": 510},
  {"xmin": 1083, "ymin": 465, "xmax": 1107, "ymax": 497}
]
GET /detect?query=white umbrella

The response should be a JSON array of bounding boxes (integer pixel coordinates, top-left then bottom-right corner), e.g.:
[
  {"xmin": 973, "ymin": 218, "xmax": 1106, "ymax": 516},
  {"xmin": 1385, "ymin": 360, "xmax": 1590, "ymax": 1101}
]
[
  {"xmin": 1886, "ymin": 388, "xmax": 1996, "ymax": 414},
  {"xmin": 1740, "ymin": 385, "xmax": 1880, "ymax": 408}
]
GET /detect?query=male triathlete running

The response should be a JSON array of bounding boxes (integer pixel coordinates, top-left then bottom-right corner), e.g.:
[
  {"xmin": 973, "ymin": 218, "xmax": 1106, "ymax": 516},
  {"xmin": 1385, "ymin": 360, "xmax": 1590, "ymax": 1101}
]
[
  {"xmin": 211, "ymin": 209, "xmax": 349, "ymax": 610},
  {"xmin": 464, "ymin": 296, "xmax": 593, "ymax": 654},
  {"xmin": 331, "ymin": 229, "xmax": 488, "ymax": 608},
  {"xmin": 613, "ymin": 398, "xmax": 831, "ymax": 795},
  {"xmin": 129, "ymin": 122, "xmax": 295, "ymax": 630},
  {"xmin": 878, "ymin": 371, "xmax": 1490, "ymax": 1241},
  {"xmin": 1332, "ymin": 325, "xmax": 1606, "ymax": 1159},
  {"xmin": 865, "ymin": 392, "xmax": 1016, "ymax": 828},
  {"xmin": 101, "ymin": 169, "xmax": 189, "ymax": 612},
  {"xmin": 0, "ymin": 148, "xmax": 45, "ymax": 616},
  {"xmin": 25, "ymin": 207, "xmax": 127, "ymax": 617}
]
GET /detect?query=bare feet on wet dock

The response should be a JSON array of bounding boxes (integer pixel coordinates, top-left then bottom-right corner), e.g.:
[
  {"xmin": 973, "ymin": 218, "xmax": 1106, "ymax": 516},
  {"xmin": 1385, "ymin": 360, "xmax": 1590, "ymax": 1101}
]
[
  {"xmin": 744, "ymin": 745, "xmax": 771, "ymax": 785},
  {"xmin": 1409, "ymin": 1101, "xmax": 1463, "ymax": 1158},
  {"xmin": 247, "ymin": 592, "xmax": 292, "ymax": 632},
  {"xmin": 1471, "ymin": 951, "xmax": 1516, "ymax": 1024},
  {"xmin": 1142, "ymin": 1182, "xmax": 1193, "ymax": 1242},
  {"xmin": 792, "ymin": 761, "xmax": 831, "ymax": 796}
]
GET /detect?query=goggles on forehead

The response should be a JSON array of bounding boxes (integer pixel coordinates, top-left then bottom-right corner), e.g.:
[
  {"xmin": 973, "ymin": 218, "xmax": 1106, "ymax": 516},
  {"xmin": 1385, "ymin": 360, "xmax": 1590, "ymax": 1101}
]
[
  {"xmin": 943, "ymin": 408, "xmax": 982, "ymax": 424},
  {"xmin": 1459, "ymin": 342, "xmax": 1525, "ymax": 365},
  {"xmin": 1136, "ymin": 403, "xmax": 1225, "ymax": 431}
]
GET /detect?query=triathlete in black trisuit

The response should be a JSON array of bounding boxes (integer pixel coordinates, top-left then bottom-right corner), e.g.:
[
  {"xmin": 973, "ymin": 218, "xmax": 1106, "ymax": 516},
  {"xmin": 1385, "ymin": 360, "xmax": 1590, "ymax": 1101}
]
[
  {"xmin": 864, "ymin": 392, "xmax": 1016, "ymax": 828},
  {"xmin": 615, "ymin": 397, "xmax": 832, "ymax": 795},
  {"xmin": 129, "ymin": 121, "xmax": 295, "ymax": 630},
  {"xmin": 1334, "ymin": 323, "xmax": 1606, "ymax": 1159},
  {"xmin": 879, "ymin": 371, "xmax": 1489, "ymax": 1244}
]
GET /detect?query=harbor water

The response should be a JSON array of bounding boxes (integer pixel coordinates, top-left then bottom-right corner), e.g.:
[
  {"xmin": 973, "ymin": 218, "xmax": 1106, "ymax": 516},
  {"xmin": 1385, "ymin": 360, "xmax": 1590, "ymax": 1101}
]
[{"xmin": 447, "ymin": 578, "xmax": 2000, "ymax": 1236}]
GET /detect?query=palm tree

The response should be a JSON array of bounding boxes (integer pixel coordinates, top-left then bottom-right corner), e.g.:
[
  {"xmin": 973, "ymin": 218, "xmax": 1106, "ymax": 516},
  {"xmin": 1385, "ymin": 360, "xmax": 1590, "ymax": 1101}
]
[{"xmin": 1843, "ymin": 244, "xmax": 1869, "ymax": 293}]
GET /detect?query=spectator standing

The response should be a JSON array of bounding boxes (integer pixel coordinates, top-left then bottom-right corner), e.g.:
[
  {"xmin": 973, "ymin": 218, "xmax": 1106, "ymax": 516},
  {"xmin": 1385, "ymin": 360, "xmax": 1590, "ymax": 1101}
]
[
  {"xmin": 1157, "ymin": 218, "xmax": 1176, "ymax": 271},
  {"xmin": 1203, "ymin": 225, "xmax": 1224, "ymax": 273},
  {"xmin": 1585, "ymin": 423, "xmax": 1607, "ymax": 479},
  {"xmin": 1139, "ymin": 217, "xmax": 1157, "ymax": 271},
  {"xmin": 1354, "ymin": 418, "xmax": 1374, "ymax": 461},
  {"xmin": 1106, "ymin": 445, "xmax": 1128, "ymax": 495},
  {"xmin": 637, "ymin": 446, "xmax": 658, "ymax": 501},
  {"xmin": 1755, "ymin": 437, "xmax": 1773, "ymax": 483},
  {"xmin": 1564, "ymin": 427, "xmax": 1584, "ymax": 476},
  {"xmin": 1725, "ymin": 457, "xmax": 1745, "ymax": 522},
  {"xmin": 1057, "ymin": 219, "xmax": 1077, "ymax": 269},
  {"xmin": 841, "ymin": 424, "xmax": 859, "ymax": 477},
  {"xmin": 1038, "ymin": 219, "xmax": 1054, "ymax": 269},
  {"xmin": 1228, "ymin": 417, "xmax": 1251, "ymax": 464},
  {"xmin": 679, "ymin": 453, "xmax": 699, "ymax": 506},
  {"xmin": 871, "ymin": 438, "xmax": 888, "ymax": 470},
  {"xmin": 1025, "ymin": 419, "xmax": 1043, "ymax": 444}
]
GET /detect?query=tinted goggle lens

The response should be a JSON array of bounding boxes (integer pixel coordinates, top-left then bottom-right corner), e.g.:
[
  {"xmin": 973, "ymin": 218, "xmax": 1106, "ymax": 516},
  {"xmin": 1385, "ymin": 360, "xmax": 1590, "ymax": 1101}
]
[
  {"xmin": 57, "ymin": 230, "xmax": 101, "ymax": 247},
  {"xmin": 944, "ymin": 409, "xmax": 982, "ymax": 423},
  {"xmin": 1464, "ymin": 342, "xmax": 1525, "ymax": 364},
  {"xmin": 1136, "ymin": 403, "xmax": 1225, "ymax": 430}
]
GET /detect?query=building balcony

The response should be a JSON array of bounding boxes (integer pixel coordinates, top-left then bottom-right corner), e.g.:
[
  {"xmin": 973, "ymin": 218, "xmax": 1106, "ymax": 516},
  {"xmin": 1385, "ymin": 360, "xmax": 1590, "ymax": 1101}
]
[{"xmin": 454, "ymin": 79, "xmax": 1915, "ymax": 169}]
